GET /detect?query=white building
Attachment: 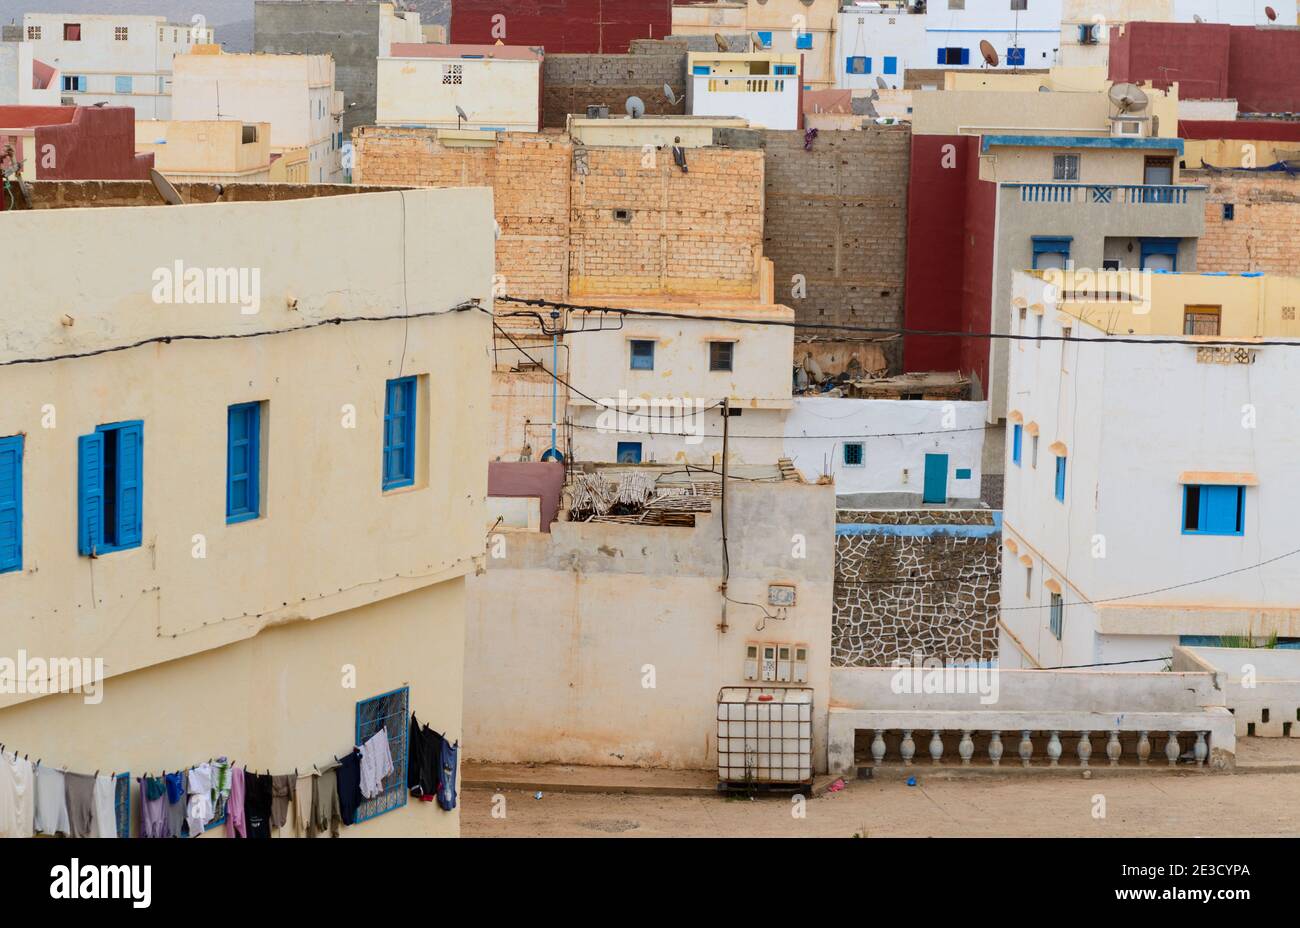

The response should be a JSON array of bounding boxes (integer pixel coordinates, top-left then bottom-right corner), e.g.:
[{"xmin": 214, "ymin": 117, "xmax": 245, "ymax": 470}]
[
  {"xmin": 376, "ymin": 43, "xmax": 543, "ymax": 131},
  {"xmin": 173, "ymin": 48, "xmax": 344, "ymax": 183},
  {"xmin": 1000, "ymin": 270, "xmax": 1300, "ymax": 671},
  {"xmin": 0, "ymin": 41, "xmax": 60, "ymax": 105},
  {"xmin": 836, "ymin": 1, "xmax": 927, "ymax": 90},
  {"xmin": 686, "ymin": 52, "xmax": 802, "ymax": 130},
  {"xmin": 21, "ymin": 13, "xmax": 214, "ymax": 118},
  {"xmin": 784, "ymin": 397, "xmax": 986, "ymax": 504}
]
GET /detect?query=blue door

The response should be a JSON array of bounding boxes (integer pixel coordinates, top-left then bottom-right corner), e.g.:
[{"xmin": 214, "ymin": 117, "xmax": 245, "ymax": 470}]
[{"xmin": 923, "ymin": 453, "xmax": 948, "ymax": 504}]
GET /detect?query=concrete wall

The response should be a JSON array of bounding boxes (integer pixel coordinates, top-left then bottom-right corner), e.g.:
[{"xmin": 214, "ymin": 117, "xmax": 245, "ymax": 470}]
[
  {"xmin": 1175, "ymin": 646, "xmax": 1300, "ymax": 738},
  {"xmin": 135, "ymin": 119, "xmax": 272, "ymax": 179},
  {"xmin": 542, "ymin": 44, "xmax": 686, "ymax": 128},
  {"xmin": 377, "ymin": 55, "xmax": 541, "ymax": 131},
  {"xmin": 761, "ymin": 127, "xmax": 910, "ymax": 370},
  {"xmin": 1192, "ymin": 170, "xmax": 1300, "ymax": 274},
  {"xmin": 464, "ymin": 480, "xmax": 836, "ymax": 770},
  {"xmin": 834, "ymin": 511, "xmax": 1001, "ymax": 666},
  {"xmin": 452, "ymin": 0, "xmax": 676, "ymax": 54}
]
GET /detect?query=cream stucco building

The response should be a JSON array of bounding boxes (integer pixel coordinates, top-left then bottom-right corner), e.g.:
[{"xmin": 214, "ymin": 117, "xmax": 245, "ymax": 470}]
[{"xmin": 0, "ymin": 182, "xmax": 494, "ymax": 837}]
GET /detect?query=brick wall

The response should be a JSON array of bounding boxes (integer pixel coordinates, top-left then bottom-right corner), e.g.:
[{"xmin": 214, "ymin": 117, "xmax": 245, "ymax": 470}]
[
  {"xmin": 762, "ymin": 126, "xmax": 911, "ymax": 370},
  {"xmin": 542, "ymin": 44, "xmax": 686, "ymax": 128},
  {"xmin": 352, "ymin": 126, "xmax": 765, "ymax": 301},
  {"xmin": 352, "ymin": 127, "xmax": 573, "ymax": 302},
  {"xmin": 570, "ymin": 146, "xmax": 763, "ymax": 298},
  {"xmin": 1192, "ymin": 170, "xmax": 1300, "ymax": 274}
]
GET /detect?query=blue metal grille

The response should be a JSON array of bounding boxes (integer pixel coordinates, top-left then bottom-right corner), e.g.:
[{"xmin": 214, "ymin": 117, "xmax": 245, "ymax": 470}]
[
  {"xmin": 353, "ymin": 686, "xmax": 409, "ymax": 823},
  {"xmin": 114, "ymin": 772, "xmax": 130, "ymax": 838}
]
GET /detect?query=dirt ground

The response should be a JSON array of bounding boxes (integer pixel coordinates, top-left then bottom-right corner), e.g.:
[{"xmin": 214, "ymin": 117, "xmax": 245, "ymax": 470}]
[{"xmin": 462, "ymin": 772, "xmax": 1300, "ymax": 837}]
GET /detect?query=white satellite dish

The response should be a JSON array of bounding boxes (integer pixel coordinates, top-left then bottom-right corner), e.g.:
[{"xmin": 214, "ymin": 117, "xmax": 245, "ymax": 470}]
[
  {"xmin": 664, "ymin": 83, "xmax": 678, "ymax": 105},
  {"xmin": 1108, "ymin": 81, "xmax": 1149, "ymax": 112},
  {"xmin": 875, "ymin": 75, "xmax": 889, "ymax": 90},
  {"xmin": 626, "ymin": 96, "xmax": 646, "ymax": 119}
]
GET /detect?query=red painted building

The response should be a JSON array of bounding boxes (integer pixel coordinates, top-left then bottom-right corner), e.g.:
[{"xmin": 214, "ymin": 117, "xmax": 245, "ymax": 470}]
[
  {"xmin": 1110, "ymin": 22, "xmax": 1300, "ymax": 113},
  {"xmin": 450, "ymin": 0, "xmax": 678, "ymax": 53},
  {"xmin": 0, "ymin": 105, "xmax": 153, "ymax": 182}
]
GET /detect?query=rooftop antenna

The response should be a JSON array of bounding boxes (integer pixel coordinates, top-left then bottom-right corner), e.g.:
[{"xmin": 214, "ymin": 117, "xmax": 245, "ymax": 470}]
[
  {"xmin": 150, "ymin": 168, "xmax": 184, "ymax": 206},
  {"xmin": 626, "ymin": 96, "xmax": 645, "ymax": 119},
  {"xmin": 979, "ymin": 40, "xmax": 999, "ymax": 68},
  {"xmin": 1108, "ymin": 81, "xmax": 1150, "ymax": 113},
  {"xmin": 455, "ymin": 105, "xmax": 468, "ymax": 129},
  {"xmin": 663, "ymin": 83, "xmax": 678, "ymax": 106}
]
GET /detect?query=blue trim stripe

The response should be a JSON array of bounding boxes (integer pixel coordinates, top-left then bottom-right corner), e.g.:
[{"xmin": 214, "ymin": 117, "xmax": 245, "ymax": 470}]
[
  {"xmin": 982, "ymin": 135, "xmax": 1184, "ymax": 155},
  {"xmin": 836, "ymin": 513, "xmax": 1002, "ymax": 538}
]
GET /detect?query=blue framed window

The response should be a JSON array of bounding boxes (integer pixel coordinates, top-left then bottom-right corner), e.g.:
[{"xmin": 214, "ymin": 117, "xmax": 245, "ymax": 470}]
[
  {"xmin": 1182, "ymin": 484, "xmax": 1245, "ymax": 536},
  {"xmin": 62, "ymin": 75, "xmax": 87, "ymax": 91},
  {"xmin": 938, "ymin": 47, "xmax": 969, "ymax": 65},
  {"xmin": 955, "ymin": 468, "xmax": 972, "ymax": 480},
  {"xmin": 226, "ymin": 402, "xmax": 261, "ymax": 524},
  {"xmin": 884, "ymin": 56, "xmax": 898, "ymax": 75},
  {"xmin": 846, "ymin": 56, "xmax": 871, "ymax": 75},
  {"xmin": 1006, "ymin": 47, "xmax": 1026, "ymax": 66},
  {"xmin": 1049, "ymin": 592, "xmax": 1063, "ymax": 640},
  {"xmin": 115, "ymin": 75, "xmax": 132, "ymax": 93},
  {"xmin": 1054, "ymin": 456, "xmax": 1067, "ymax": 502},
  {"xmin": 630, "ymin": 339, "xmax": 655, "ymax": 371},
  {"xmin": 354, "ymin": 686, "xmax": 409, "ymax": 823},
  {"xmin": 78, "ymin": 421, "xmax": 143, "ymax": 556},
  {"xmin": 382, "ymin": 377, "xmax": 417, "ymax": 491},
  {"xmin": 843, "ymin": 442, "xmax": 864, "ymax": 467},
  {"xmin": 1140, "ymin": 237, "xmax": 1179, "ymax": 270},
  {"xmin": 0, "ymin": 435, "xmax": 22, "ymax": 575},
  {"xmin": 1032, "ymin": 236, "xmax": 1072, "ymax": 270},
  {"xmin": 692, "ymin": 64, "xmax": 711, "ymax": 75},
  {"xmin": 616, "ymin": 442, "xmax": 642, "ymax": 464},
  {"xmin": 756, "ymin": 31, "xmax": 772, "ymax": 49},
  {"xmin": 1011, "ymin": 424, "xmax": 1023, "ymax": 467},
  {"xmin": 774, "ymin": 64, "xmax": 797, "ymax": 75},
  {"xmin": 796, "ymin": 32, "xmax": 813, "ymax": 50}
]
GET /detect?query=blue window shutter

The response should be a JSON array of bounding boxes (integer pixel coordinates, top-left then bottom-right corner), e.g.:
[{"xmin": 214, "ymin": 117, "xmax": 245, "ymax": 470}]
[
  {"xmin": 1203, "ymin": 485, "xmax": 1241, "ymax": 534},
  {"xmin": 757, "ymin": 31, "xmax": 772, "ymax": 48},
  {"xmin": 1054, "ymin": 457, "xmax": 1066, "ymax": 502},
  {"xmin": 78, "ymin": 432, "xmax": 105, "ymax": 556},
  {"xmin": 227, "ymin": 403, "xmax": 260, "ymax": 522},
  {"xmin": 383, "ymin": 377, "xmax": 416, "ymax": 490},
  {"xmin": 960, "ymin": 48, "xmax": 969, "ymax": 65},
  {"xmin": 884, "ymin": 56, "xmax": 898, "ymax": 74},
  {"xmin": 796, "ymin": 32, "xmax": 813, "ymax": 50},
  {"xmin": 1012, "ymin": 425, "xmax": 1022, "ymax": 465},
  {"xmin": 115, "ymin": 422, "xmax": 143, "ymax": 546},
  {"xmin": 937, "ymin": 49, "xmax": 946, "ymax": 64},
  {"xmin": 0, "ymin": 435, "xmax": 21, "ymax": 574}
]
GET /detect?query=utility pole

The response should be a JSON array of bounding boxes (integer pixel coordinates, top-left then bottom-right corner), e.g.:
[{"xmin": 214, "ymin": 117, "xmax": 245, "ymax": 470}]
[{"xmin": 718, "ymin": 396, "xmax": 730, "ymax": 633}]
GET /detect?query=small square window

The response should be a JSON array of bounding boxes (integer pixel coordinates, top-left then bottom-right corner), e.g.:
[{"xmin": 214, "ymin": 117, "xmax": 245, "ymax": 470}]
[
  {"xmin": 629, "ymin": 339, "xmax": 655, "ymax": 370},
  {"xmin": 617, "ymin": 442, "xmax": 642, "ymax": 464},
  {"xmin": 1053, "ymin": 153, "xmax": 1080, "ymax": 181},
  {"xmin": 115, "ymin": 75, "xmax": 133, "ymax": 94},
  {"xmin": 1184, "ymin": 306, "xmax": 1221, "ymax": 336},
  {"xmin": 115, "ymin": 26, "xmax": 129, "ymax": 41},
  {"xmin": 1222, "ymin": 203, "xmax": 1235, "ymax": 221},
  {"xmin": 843, "ymin": 443, "xmax": 864, "ymax": 467},
  {"xmin": 353, "ymin": 687, "xmax": 409, "ymax": 822},
  {"xmin": 63, "ymin": 23, "xmax": 81, "ymax": 41},
  {"xmin": 26, "ymin": 25, "xmax": 41, "ymax": 39},
  {"xmin": 1183, "ymin": 485, "xmax": 1245, "ymax": 536},
  {"xmin": 796, "ymin": 32, "xmax": 813, "ymax": 50},
  {"xmin": 709, "ymin": 341, "xmax": 734, "ymax": 372},
  {"xmin": 1011, "ymin": 0, "xmax": 1028, "ymax": 10}
]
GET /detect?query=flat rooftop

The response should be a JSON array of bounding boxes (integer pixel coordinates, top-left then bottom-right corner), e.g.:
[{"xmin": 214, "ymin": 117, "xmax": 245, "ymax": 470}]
[{"xmin": 10, "ymin": 180, "xmax": 412, "ymax": 211}]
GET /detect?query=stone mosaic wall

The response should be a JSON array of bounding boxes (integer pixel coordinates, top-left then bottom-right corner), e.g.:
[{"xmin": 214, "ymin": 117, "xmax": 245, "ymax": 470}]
[{"xmin": 832, "ymin": 512, "xmax": 1001, "ymax": 666}]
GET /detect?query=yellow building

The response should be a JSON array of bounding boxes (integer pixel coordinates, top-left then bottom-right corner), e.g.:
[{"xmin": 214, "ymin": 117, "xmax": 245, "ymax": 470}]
[
  {"xmin": 673, "ymin": 0, "xmax": 837, "ymax": 90},
  {"xmin": 135, "ymin": 120, "xmax": 274, "ymax": 183},
  {"xmin": 0, "ymin": 183, "xmax": 493, "ymax": 837}
]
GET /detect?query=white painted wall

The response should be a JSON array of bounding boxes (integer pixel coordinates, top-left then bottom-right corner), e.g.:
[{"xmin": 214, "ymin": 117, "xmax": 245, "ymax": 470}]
[
  {"xmin": 783, "ymin": 397, "xmax": 986, "ymax": 498},
  {"xmin": 1001, "ymin": 272, "xmax": 1300, "ymax": 670},
  {"xmin": 0, "ymin": 41, "xmax": 59, "ymax": 105},
  {"xmin": 836, "ymin": 8, "xmax": 928, "ymax": 90},
  {"xmin": 1172, "ymin": 0, "xmax": 1297, "ymax": 25},
  {"xmin": 925, "ymin": 0, "xmax": 1064, "ymax": 71},
  {"xmin": 376, "ymin": 56, "xmax": 541, "ymax": 131}
]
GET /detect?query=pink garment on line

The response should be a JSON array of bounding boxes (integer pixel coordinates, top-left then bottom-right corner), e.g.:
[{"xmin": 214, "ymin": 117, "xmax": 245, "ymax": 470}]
[{"xmin": 226, "ymin": 766, "xmax": 246, "ymax": 838}]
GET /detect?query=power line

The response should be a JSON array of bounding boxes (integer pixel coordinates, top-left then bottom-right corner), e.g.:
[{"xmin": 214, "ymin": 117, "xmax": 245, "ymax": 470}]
[
  {"xmin": 498, "ymin": 295, "xmax": 1300, "ymax": 348},
  {"xmin": 566, "ymin": 420, "xmax": 996, "ymax": 441}
]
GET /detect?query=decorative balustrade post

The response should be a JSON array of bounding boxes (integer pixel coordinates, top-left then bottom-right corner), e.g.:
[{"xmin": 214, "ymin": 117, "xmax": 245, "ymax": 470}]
[
  {"xmin": 1137, "ymin": 731, "xmax": 1151, "ymax": 766},
  {"xmin": 871, "ymin": 730, "xmax": 886, "ymax": 766},
  {"xmin": 1047, "ymin": 731, "xmax": 1062, "ymax": 767},
  {"xmin": 900, "ymin": 730, "xmax": 915, "ymax": 766},
  {"xmin": 1019, "ymin": 730, "xmax": 1033, "ymax": 768},
  {"xmin": 1077, "ymin": 731, "xmax": 1092, "ymax": 768},
  {"xmin": 1165, "ymin": 731, "xmax": 1180, "ymax": 767},
  {"xmin": 959, "ymin": 730, "xmax": 974, "ymax": 766},
  {"xmin": 1194, "ymin": 732, "xmax": 1208, "ymax": 767},
  {"xmin": 929, "ymin": 730, "xmax": 944, "ymax": 765},
  {"xmin": 1106, "ymin": 730, "xmax": 1122, "ymax": 767},
  {"xmin": 988, "ymin": 731, "xmax": 1004, "ymax": 768}
]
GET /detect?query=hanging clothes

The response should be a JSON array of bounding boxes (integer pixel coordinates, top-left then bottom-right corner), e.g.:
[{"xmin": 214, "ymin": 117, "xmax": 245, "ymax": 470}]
[
  {"xmin": 93, "ymin": 773, "xmax": 117, "ymax": 839},
  {"xmin": 0, "ymin": 751, "xmax": 34, "ymax": 838},
  {"xmin": 63, "ymin": 771, "xmax": 97, "ymax": 838},
  {"xmin": 186, "ymin": 762, "xmax": 214, "ymax": 837},
  {"xmin": 337, "ymin": 749, "xmax": 363, "ymax": 826},
  {"xmin": 308, "ymin": 764, "xmax": 342, "ymax": 838},
  {"xmin": 138, "ymin": 776, "xmax": 169, "ymax": 838},
  {"xmin": 226, "ymin": 766, "xmax": 247, "ymax": 838},
  {"xmin": 359, "ymin": 727, "xmax": 394, "ymax": 800},
  {"xmin": 437, "ymin": 738, "xmax": 459, "ymax": 812},
  {"xmin": 270, "ymin": 774, "xmax": 294, "ymax": 832},
  {"xmin": 246, "ymin": 772, "xmax": 273, "ymax": 839},
  {"xmin": 293, "ymin": 772, "xmax": 313, "ymax": 836},
  {"xmin": 211, "ymin": 757, "xmax": 232, "ymax": 823},
  {"xmin": 34, "ymin": 766, "xmax": 71, "ymax": 836},
  {"xmin": 164, "ymin": 771, "xmax": 187, "ymax": 838},
  {"xmin": 408, "ymin": 714, "xmax": 441, "ymax": 801}
]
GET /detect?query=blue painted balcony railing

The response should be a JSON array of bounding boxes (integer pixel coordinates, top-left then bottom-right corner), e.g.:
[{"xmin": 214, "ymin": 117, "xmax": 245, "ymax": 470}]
[{"xmin": 1008, "ymin": 183, "xmax": 1204, "ymax": 205}]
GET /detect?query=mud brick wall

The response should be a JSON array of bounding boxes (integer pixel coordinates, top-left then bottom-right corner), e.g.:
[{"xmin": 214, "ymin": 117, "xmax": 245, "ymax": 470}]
[
  {"xmin": 569, "ymin": 146, "xmax": 764, "ymax": 297},
  {"xmin": 542, "ymin": 45, "xmax": 686, "ymax": 128},
  {"xmin": 832, "ymin": 511, "xmax": 1000, "ymax": 666},
  {"xmin": 761, "ymin": 126, "xmax": 911, "ymax": 372},
  {"xmin": 1191, "ymin": 170, "xmax": 1300, "ymax": 274},
  {"xmin": 352, "ymin": 127, "xmax": 572, "ymax": 301}
]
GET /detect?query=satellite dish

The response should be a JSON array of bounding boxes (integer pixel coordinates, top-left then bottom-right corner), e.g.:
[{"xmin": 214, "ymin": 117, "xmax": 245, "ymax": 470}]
[
  {"xmin": 1193, "ymin": 13, "xmax": 1204, "ymax": 22},
  {"xmin": 664, "ymin": 83, "xmax": 678, "ymax": 105},
  {"xmin": 979, "ymin": 39, "xmax": 999, "ymax": 68},
  {"xmin": 1108, "ymin": 81, "xmax": 1149, "ymax": 112},
  {"xmin": 150, "ymin": 169, "xmax": 184, "ymax": 206},
  {"xmin": 1038, "ymin": 85, "xmax": 1052, "ymax": 93},
  {"xmin": 875, "ymin": 75, "xmax": 889, "ymax": 90},
  {"xmin": 1267, "ymin": 6, "xmax": 1278, "ymax": 21},
  {"xmin": 626, "ymin": 96, "xmax": 646, "ymax": 119},
  {"xmin": 714, "ymin": 32, "xmax": 729, "ymax": 52}
]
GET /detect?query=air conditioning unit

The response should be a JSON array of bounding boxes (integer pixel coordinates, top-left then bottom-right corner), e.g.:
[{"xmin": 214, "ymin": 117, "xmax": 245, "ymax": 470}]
[
  {"xmin": 1110, "ymin": 116, "xmax": 1149, "ymax": 138},
  {"xmin": 1079, "ymin": 23, "xmax": 1101, "ymax": 45}
]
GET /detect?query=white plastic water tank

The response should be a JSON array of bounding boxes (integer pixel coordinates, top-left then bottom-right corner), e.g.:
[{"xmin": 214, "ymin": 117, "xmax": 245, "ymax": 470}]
[{"xmin": 717, "ymin": 686, "xmax": 813, "ymax": 786}]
